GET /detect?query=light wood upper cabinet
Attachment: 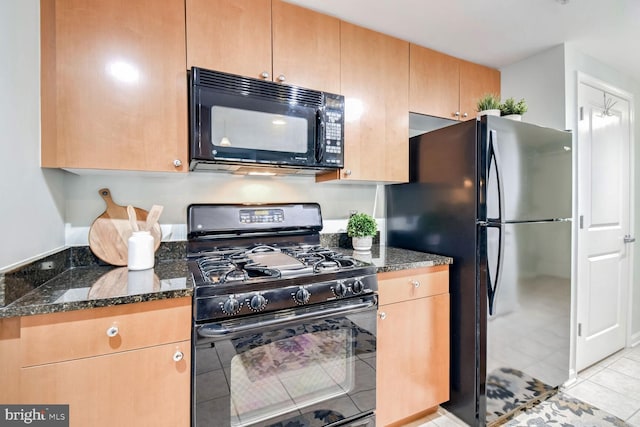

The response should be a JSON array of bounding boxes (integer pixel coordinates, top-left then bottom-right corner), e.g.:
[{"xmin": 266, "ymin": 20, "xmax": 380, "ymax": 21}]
[
  {"xmin": 186, "ymin": 0, "xmax": 272, "ymax": 80},
  {"xmin": 410, "ymin": 43, "xmax": 500, "ymax": 121},
  {"xmin": 19, "ymin": 298, "xmax": 191, "ymax": 427},
  {"xmin": 377, "ymin": 266, "xmax": 450, "ymax": 426},
  {"xmin": 40, "ymin": 0, "xmax": 188, "ymax": 172},
  {"xmin": 410, "ymin": 45, "xmax": 460, "ymax": 120},
  {"xmin": 271, "ymin": 0, "xmax": 340, "ymax": 94},
  {"xmin": 459, "ymin": 59, "xmax": 501, "ymax": 121},
  {"xmin": 186, "ymin": 0, "xmax": 340, "ymax": 94},
  {"xmin": 317, "ymin": 22, "xmax": 409, "ymax": 183}
]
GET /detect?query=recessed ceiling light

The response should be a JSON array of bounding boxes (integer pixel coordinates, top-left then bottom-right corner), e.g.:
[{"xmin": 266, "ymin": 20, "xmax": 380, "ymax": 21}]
[{"xmin": 556, "ymin": 0, "xmax": 569, "ymax": 4}]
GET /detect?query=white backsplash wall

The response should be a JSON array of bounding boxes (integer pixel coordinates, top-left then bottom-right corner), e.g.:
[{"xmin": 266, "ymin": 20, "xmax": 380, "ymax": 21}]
[
  {"xmin": 63, "ymin": 171, "xmax": 386, "ymax": 244},
  {"xmin": 0, "ymin": 0, "xmax": 66, "ymax": 272}
]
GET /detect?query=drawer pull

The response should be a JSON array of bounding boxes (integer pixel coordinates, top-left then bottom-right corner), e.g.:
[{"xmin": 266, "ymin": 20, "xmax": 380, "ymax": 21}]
[
  {"xmin": 379, "ymin": 312, "xmax": 387, "ymax": 320},
  {"xmin": 106, "ymin": 325, "xmax": 119, "ymax": 338},
  {"xmin": 411, "ymin": 280, "xmax": 421, "ymax": 288},
  {"xmin": 173, "ymin": 350, "xmax": 184, "ymax": 362}
]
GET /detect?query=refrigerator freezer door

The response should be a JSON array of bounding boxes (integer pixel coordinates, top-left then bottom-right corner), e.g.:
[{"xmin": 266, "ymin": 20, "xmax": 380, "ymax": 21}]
[
  {"xmin": 485, "ymin": 220, "xmax": 571, "ymax": 424},
  {"xmin": 484, "ymin": 117, "xmax": 572, "ymax": 222}
]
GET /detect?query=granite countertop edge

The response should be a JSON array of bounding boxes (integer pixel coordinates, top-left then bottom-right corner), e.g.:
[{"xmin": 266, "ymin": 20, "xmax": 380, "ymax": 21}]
[{"xmin": 0, "ymin": 243, "xmax": 451, "ymax": 319}]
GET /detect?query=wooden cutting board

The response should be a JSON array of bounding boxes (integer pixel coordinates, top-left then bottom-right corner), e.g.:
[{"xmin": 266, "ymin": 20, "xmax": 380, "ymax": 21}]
[{"xmin": 88, "ymin": 188, "xmax": 162, "ymax": 266}]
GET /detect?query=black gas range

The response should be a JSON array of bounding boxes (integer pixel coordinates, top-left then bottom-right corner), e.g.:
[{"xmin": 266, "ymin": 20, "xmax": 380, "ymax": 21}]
[
  {"xmin": 189, "ymin": 203, "xmax": 378, "ymax": 427},
  {"xmin": 187, "ymin": 203, "xmax": 378, "ymax": 323}
]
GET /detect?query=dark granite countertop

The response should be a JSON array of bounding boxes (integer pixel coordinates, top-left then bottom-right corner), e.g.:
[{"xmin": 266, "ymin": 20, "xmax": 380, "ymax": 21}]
[
  {"xmin": 0, "ymin": 240, "xmax": 450, "ymax": 319},
  {"xmin": 332, "ymin": 244, "xmax": 452, "ymax": 273},
  {"xmin": 0, "ymin": 260, "xmax": 193, "ymax": 319}
]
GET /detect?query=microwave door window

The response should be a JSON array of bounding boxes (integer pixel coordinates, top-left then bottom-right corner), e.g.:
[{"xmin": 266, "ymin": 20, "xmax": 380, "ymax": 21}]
[{"xmin": 211, "ymin": 106, "xmax": 309, "ymax": 155}]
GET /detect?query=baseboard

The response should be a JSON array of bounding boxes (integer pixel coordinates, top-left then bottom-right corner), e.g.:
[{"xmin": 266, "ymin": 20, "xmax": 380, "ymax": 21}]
[{"xmin": 631, "ymin": 331, "xmax": 640, "ymax": 347}]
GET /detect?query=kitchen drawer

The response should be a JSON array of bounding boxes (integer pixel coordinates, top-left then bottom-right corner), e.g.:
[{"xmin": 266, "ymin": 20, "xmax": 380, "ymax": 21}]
[
  {"xmin": 21, "ymin": 297, "xmax": 191, "ymax": 367},
  {"xmin": 377, "ymin": 265, "xmax": 448, "ymax": 305}
]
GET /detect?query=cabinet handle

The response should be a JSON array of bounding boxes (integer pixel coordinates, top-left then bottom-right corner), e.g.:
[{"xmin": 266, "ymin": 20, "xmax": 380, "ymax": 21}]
[
  {"xmin": 379, "ymin": 312, "xmax": 386, "ymax": 320},
  {"xmin": 106, "ymin": 325, "xmax": 119, "ymax": 338},
  {"xmin": 173, "ymin": 159, "xmax": 182, "ymax": 168},
  {"xmin": 173, "ymin": 350, "xmax": 184, "ymax": 362},
  {"xmin": 344, "ymin": 169, "xmax": 352, "ymax": 177},
  {"xmin": 411, "ymin": 280, "xmax": 421, "ymax": 288},
  {"xmin": 462, "ymin": 112, "xmax": 468, "ymax": 118},
  {"xmin": 277, "ymin": 74, "xmax": 286, "ymax": 83},
  {"xmin": 454, "ymin": 111, "xmax": 460, "ymax": 117},
  {"xmin": 260, "ymin": 71, "xmax": 270, "ymax": 79}
]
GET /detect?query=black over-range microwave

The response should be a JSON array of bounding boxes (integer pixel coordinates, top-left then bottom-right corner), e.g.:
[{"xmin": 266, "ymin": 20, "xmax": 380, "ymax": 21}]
[{"xmin": 189, "ymin": 67, "xmax": 345, "ymax": 175}]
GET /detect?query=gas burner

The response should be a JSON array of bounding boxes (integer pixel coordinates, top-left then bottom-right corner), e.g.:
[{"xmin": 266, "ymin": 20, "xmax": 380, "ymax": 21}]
[
  {"xmin": 223, "ymin": 268, "xmax": 249, "ymax": 282},
  {"xmin": 314, "ymin": 260, "xmax": 340, "ymax": 273},
  {"xmin": 295, "ymin": 254, "xmax": 326, "ymax": 265},
  {"xmin": 246, "ymin": 245, "xmax": 280, "ymax": 254},
  {"xmin": 330, "ymin": 255, "xmax": 358, "ymax": 268}
]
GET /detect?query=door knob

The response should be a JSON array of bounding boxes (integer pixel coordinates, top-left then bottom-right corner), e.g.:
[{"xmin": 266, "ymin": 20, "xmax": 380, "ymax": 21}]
[{"xmin": 624, "ymin": 235, "xmax": 636, "ymax": 243}]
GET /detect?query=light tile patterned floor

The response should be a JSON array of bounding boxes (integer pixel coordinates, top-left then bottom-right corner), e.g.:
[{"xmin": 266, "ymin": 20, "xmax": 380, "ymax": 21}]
[{"xmin": 414, "ymin": 345, "xmax": 640, "ymax": 426}]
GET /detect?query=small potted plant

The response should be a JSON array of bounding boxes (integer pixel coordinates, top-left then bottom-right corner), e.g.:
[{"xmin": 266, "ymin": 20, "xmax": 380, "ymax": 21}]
[
  {"xmin": 347, "ymin": 212, "xmax": 377, "ymax": 252},
  {"xmin": 476, "ymin": 93, "xmax": 501, "ymax": 118},
  {"xmin": 499, "ymin": 97, "xmax": 528, "ymax": 121}
]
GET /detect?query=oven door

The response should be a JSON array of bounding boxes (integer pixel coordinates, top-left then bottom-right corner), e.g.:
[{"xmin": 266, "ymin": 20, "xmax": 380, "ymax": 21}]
[
  {"xmin": 193, "ymin": 295, "xmax": 377, "ymax": 427},
  {"xmin": 192, "ymin": 87, "xmax": 318, "ymax": 167}
]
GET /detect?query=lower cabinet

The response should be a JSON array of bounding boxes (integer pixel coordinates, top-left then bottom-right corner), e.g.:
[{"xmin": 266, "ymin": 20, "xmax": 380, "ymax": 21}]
[
  {"xmin": 376, "ymin": 266, "xmax": 450, "ymax": 426},
  {"xmin": 19, "ymin": 297, "xmax": 191, "ymax": 427}
]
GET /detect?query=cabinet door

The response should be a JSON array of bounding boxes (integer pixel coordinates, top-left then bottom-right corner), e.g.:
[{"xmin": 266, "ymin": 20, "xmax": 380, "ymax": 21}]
[
  {"xmin": 272, "ymin": 0, "xmax": 340, "ymax": 94},
  {"xmin": 186, "ymin": 0, "xmax": 272, "ymax": 79},
  {"xmin": 459, "ymin": 60, "xmax": 501, "ymax": 122},
  {"xmin": 21, "ymin": 341, "xmax": 190, "ymax": 427},
  {"xmin": 20, "ymin": 297, "xmax": 191, "ymax": 366},
  {"xmin": 409, "ymin": 44, "xmax": 460, "ymax": 120},
  {"xmin": 377, "ymin": 293, "xmax": 450, "ymax": 426},
  {"xmin": 0, "ymin": 318, "xmax": 20, "ymax": 404},
  {"xmin": 40, "ymin": 0, "xmax": 188, "ymax": 172},
  {"xmin": 324, "ymin": 22, "xmax": 408, "ymax": 183}
]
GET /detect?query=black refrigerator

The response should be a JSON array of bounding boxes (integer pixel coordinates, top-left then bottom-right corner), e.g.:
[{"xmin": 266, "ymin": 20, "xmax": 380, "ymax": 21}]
[{"xmin": 386, "ymin": 116, "xmax": 572, "ymax": 426}]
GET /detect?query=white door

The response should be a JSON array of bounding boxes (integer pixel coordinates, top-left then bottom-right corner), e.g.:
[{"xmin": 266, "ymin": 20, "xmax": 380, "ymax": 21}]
[{"xmin": 576, "ymin": 77, "xmax": 633, "ymax": 371}]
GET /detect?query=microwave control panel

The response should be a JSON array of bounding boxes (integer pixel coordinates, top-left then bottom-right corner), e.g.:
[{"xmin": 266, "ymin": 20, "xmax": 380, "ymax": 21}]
[{"xmin": 317, "ymin": 93, "xmax": 345, "ymax": 168}]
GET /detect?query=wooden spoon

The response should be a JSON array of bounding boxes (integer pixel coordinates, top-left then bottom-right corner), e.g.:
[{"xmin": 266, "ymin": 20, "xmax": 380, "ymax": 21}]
[
  {"xmin": 145, "ymin": 205, "xmax": 164, "ymax": 232},
  {"xmin": 127, "ymin": 205, "xmax": 139, "ymax": 232}
]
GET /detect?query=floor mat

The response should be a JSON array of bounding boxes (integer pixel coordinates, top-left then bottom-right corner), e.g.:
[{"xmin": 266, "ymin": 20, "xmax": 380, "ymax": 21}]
[
  {"xmin": 505, "ymin": 392, "xmax": 631, "ymax": 427},
  {"xmin": 487, "ymin": 367, "xmax": 556, "ymax": 424}
]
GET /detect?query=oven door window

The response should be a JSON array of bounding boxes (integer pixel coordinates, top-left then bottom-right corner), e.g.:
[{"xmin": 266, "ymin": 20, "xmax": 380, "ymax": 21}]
[
  {"xmin": 194, "ymin": 310, "xmax": 376, "ymax": 427},
  {"xmin": 196, "ymin": 89, "xmax": 317, "ymax": 166}
]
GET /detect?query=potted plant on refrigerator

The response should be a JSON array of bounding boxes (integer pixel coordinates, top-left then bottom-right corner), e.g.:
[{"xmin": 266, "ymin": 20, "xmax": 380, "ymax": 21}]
[
  {"xmin": 500, "ymin": 97, "xmax": 528, "ymax": 121},
  {"xmin": 476, "ymin": 93, "xmax": 501, "ymax": 118},
  {"xmin": 347, "ymin": 212, "xmax": 377, "ymax": 252}
]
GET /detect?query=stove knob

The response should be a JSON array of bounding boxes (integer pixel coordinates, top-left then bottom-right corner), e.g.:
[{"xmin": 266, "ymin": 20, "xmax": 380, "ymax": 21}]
[
  {"xmin": 294, "ymin": 287, "xmax": 311, "ymax": 304},
  {"xmin": 334, "ymin": 282, "xmax": 348, "ymax": 297},
  {"xmin": 222, "ymin": 297, "xmax": 240, "ymax": 315},
  {"xmin": 352, "ymin": 279, "xmax": 364, "ymax": 294},
  {"xmin": 250, "ymin": 294, "xmax": 267, "ymax": 311}
]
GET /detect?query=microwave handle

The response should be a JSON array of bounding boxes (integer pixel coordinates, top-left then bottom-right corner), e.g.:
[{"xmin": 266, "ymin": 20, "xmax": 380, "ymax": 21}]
[{"xmin": 316, "ymin": 110, "xmax": 326, "ymax": 163}]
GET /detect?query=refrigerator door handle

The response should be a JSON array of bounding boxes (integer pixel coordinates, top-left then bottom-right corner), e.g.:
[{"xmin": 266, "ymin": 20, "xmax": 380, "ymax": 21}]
[
  {"xmin": 488, "ymin": 130, "xmax": 504, "ymax": 223},
  {"xmin": 486, "ymin": 222, "xmax": 504, "ymax": 316}
]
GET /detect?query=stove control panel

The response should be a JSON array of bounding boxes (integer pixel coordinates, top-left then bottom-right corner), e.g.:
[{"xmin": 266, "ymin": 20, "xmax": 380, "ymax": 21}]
[{"xmin": 194, "ymin": 274, "xmax": 378, "ymax": 322}]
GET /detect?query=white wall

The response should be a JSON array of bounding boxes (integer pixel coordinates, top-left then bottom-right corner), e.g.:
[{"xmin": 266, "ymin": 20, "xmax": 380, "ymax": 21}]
[
  {"xmin": 0, "ymin": 0, "xmax": 66, "ymax": 272},
  {"xmin": 500, "ymin": 44, "xmax": 566, "ymax": 130},
  {"xmin": 62, "ymin": 172, "xmax": 384, "ymax": 243}
]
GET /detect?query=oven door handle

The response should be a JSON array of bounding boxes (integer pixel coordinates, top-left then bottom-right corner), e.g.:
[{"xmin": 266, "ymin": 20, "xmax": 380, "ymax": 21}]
[{"xmin": 196, "ymin": 295, "xmax": 378, "ymax": 340}]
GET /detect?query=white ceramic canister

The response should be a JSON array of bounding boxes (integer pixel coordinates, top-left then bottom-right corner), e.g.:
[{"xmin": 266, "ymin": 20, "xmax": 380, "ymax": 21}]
[{"xmin": 127, "ymin": 231, "xmax": 155, "ymax": 270}]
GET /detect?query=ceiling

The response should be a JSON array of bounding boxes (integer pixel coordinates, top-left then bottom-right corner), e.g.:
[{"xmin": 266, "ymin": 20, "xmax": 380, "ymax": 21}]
[{"xmin": 284, "ymin": 0, "xmax": 640, "ymax": 82}]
